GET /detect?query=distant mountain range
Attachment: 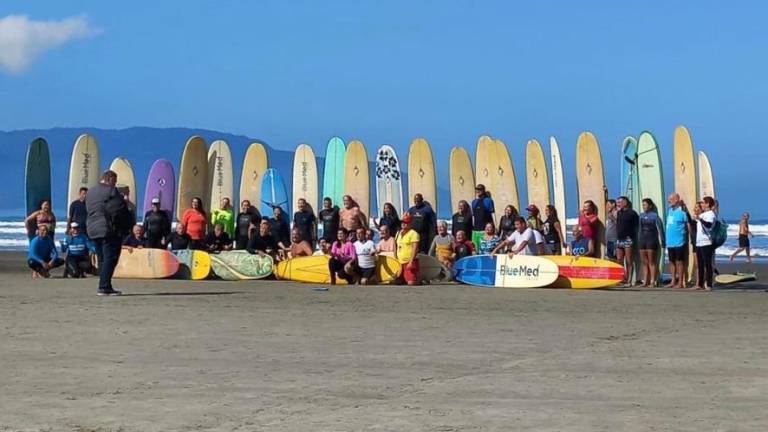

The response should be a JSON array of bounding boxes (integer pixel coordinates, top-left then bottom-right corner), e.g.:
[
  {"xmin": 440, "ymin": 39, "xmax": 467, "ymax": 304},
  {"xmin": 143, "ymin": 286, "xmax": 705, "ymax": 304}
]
[{"xmin": 0, "ymin": 127, "xmax": 452, "ymax": 218}]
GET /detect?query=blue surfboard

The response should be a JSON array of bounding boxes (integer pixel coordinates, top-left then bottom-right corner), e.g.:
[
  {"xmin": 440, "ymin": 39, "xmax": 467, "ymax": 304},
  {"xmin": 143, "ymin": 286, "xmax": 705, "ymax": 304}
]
[
  {"xmin": 453, "ymin": 254, "xmax": 559, "ymax": 288},
  {"xmin": 260, "ymin": 168, "xmax": 290, "ymax": 221}
]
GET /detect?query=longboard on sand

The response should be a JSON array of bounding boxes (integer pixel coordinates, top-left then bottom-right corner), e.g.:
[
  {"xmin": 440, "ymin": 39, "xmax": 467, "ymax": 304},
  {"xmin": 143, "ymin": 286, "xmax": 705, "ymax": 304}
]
[
  {"xmin": 275, "ymin": 255, "xmax": 401, "ymax": 284},
  {"xmin": 698, "ymin": 150, "xmax": 715, "ymax": 199},
  {"xmin": 674, "ymin": 126, "xmax": 697, "ymax": 282},
  {"xmin": 25, "ymin": 137, "xmax": 51, "ymax": 216},
  {"xmin": 172, "ymin": 249, "xmax": 211, "ymax": 280},
  {"xmin": 210, "ymin": 251, "xmax": 274, "ymax": 281},
  {"xmin": 114, "ymin": 248, "xmax": 179, "ymax": 279},
  {"xmin": 715, "ymin": 272, "xmax": 757, "ymax": 285},
  {"xmin": 453, "ymin": 254, "xmax": 559, "ymax": 288},
  {"xmin": 543, "ymin": 255, "xmax": 624, "ymax": 289}
]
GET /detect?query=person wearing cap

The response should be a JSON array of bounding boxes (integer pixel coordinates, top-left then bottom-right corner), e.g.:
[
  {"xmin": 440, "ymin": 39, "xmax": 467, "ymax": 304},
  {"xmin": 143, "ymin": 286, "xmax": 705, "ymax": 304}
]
[
  {"xmin": 470, "ymin": 184, "xmax": 495, "ymax": 251},
  {"xmin": 395, "ymin": 212, "xmax": 420, "ymax": 285},
  {"xmin": 407, "ymin": 193, "xmax": 436, "ymax": 254},
  {"xmin": 60, "ymin": 222, "xmax": 96, "ymax": 278},
  {"xmin": 143, "ymin": 197, "xmax": 172, "ymax": 248}
]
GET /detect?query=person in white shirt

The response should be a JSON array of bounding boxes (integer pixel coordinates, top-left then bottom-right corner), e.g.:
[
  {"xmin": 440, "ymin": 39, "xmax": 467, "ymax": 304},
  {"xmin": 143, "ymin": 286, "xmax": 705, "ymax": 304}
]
[
  {"xmin": 529, "ymin": 221, "xmax": 546, "ymax": 255},
  {"xmin": 693, "ymin": 196, "xmax": 717, "ymax": 290},
  {"xmin": 491, "ymin": 217, "xmax": 537, "ymax": 256},
  {"xmin": 351, "ymin": 227, "xmax": 377, "ymax": 284}
]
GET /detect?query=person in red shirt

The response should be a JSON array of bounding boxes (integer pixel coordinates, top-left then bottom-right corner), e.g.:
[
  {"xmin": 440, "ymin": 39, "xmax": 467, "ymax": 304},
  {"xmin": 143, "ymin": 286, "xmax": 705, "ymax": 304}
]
[
  {"xmin": 181, "ymin": 197, "xmax": 207, "ymax": 250},
  {"xmin": 578, "ymin": 199, "xmax": 599, "ymax": 241}
]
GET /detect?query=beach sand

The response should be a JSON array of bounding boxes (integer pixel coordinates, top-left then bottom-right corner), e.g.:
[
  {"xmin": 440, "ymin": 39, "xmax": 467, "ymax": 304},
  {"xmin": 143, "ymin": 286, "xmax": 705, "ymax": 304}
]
[{"xmin": 1, "ymin": 251, "xmax": 766, "ymax": 431}]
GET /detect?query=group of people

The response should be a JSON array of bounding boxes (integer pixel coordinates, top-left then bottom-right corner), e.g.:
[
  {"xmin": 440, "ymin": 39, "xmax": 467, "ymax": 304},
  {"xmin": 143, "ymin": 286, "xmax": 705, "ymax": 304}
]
[{"xmin": 25, "ymin": 165, "xmax": 741, "ymax": 293}]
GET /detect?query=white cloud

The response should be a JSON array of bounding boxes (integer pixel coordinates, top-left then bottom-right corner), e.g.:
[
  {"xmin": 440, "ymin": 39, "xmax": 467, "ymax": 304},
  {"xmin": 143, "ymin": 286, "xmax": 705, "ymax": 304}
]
[{"xmin": 0, "ymin": 15, "xmax": 101, "ymax": 74}]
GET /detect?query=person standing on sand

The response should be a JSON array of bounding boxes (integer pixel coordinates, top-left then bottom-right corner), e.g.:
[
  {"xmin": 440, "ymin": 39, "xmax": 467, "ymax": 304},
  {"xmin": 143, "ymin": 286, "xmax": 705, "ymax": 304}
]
[
  {"xmin": 395, "ymin": 213, "xmax": 420, "ymax": 286},
  {"xmin": 339, "ymin": 195, "xmax": 368, "ymax": 232},
  {"xmin": 605, "ymin": 198, "xmax": 618, "ymax": 260},
  {"xmin": 665, "ymin": 192, "xmax": 690, "ymax": 289},
  {"xmin": 269, "ymin": 206, "xmax": 291, "ymax": 250},
  {"xmin": 693, "ymin": 196, "xmax": 717, "ymax": 290},
  {"xmin": 542, "ymin": 205, "xmax": 566, "ymax": 255},
  {"xmin": 293, "ymin": 198, "xmax": 317, "ymax": 249},
  {"xmin": 211, "ymin": 197, "xmax": 235, "ymax": 238},
  {"xmin": 234, "ymin": 200, "xmax": 261, "ymax": 250},
  {"xmin": 730, "ymin": 212, "xmax": 754, "ymax": 263},
  {"xmin": 374, "ymin": 202, "xmax": 401, "ymax": 238},
  {"xmin": 471, "ymin": 184, "xmax": 495, "ymax": 251},
  {"xmin": 67, "ymin": 187, "xmax": 88, "ymax": 233},
  {"xmin": 638, "ymin": 198, "xmax": 665, "ymax": 287},
  {"xmin": 181, "ymin": 197, "xmax": 207, "ymax": 250},
  {"xmin": 615, "ymin": 196, "xmax": 639, "ymax": 285},
  {"xmin": 86, "ymin": 170, "xmax": 131, "ymax": 296},
  {"xmin": 497, "ymin": 205, "xmax": 519, "ymax": 241},
  {"xmin": 318, "ymin": 197, "xmax": 340, "ymax": 243},
  {"xmin": 451, "ymin": 200, "xmax": 473, "ymax": 241},
  {"xmin": 143, "ymin": 198, "xmax": 171, "ymax": 249},
  {"xmin": 408, "ymin": 193, "xmax": 436, "ymax": 254}
]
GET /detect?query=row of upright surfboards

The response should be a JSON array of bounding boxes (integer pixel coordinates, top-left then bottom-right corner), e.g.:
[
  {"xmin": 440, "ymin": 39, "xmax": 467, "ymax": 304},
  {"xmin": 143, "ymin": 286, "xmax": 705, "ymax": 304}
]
[{"xmin": 25, "ymin": 127, "xmax": 715, "ymax": 245}]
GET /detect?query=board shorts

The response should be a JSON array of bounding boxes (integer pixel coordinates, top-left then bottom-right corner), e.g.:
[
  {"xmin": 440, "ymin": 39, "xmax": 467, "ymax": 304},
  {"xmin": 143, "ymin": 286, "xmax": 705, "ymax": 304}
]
[
  {"xmin": 471, "ymin": 231, "xmax": 484, "ymax": 253},
  {"xmin": 668, "ymin": 245, "xmax": 688, "ymax": 262},
  {"xmin": 352, "ymin": 263, "xmax": 376, "ymax": 279},
  {"xmin": 739, "ymin": 234, "xmax": 750, "ymax": 248},
  {"xmin": 616, "ymin": 238, "xmax": 634, "ymax": 249},
  {"xmin": 402, "ymin": 258, "xmax": 420, "ymax": 283},
  {"xmin": 606, "ymin": 240, "xmax": 617, "ymax": 260},
  {"xmin": 545, "ymin": 243, "xmax": 562, "ymax": 255}
]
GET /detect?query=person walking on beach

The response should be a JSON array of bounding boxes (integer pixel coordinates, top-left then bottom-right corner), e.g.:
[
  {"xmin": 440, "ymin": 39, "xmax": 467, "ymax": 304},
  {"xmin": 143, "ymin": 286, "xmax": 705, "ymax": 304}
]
[
  {"xmin": 730, "ymin": 212, "xmax": 754, "ymax": 263},
  {"xmin": 615, "ymin": 196, "xmax": 639, "ymax": 285},
  {"xmin": 143, "ymin": 198, "xmax": 171, "ymax": 248},
  {"xmin": 693, "ymin": 196, "xmax": 717, "ymax": 290},
  {"xmin": 665, "ymin": 193, "xmax": 690, "ymax": 289},
  {"xmin": 86, "ymin": 170, "xmax": 131, "ymax": 296},
  {"xmin": 67, "ymin": 187, "xmax": 88, "ymax": 232},
  {"xmin": 181, "ymin": 197, "xmax": 207, "ymax": 250},
  {"xmin": 471, "ymin": 184, "xmax": 495, "ymax": 251},
  {"xmin": 638, "ymin": 198, "xmax": 665, "ymax": 287},
  {"xmin": 27, "ymin": 225, "xmax": 64, "ymax": 278}
]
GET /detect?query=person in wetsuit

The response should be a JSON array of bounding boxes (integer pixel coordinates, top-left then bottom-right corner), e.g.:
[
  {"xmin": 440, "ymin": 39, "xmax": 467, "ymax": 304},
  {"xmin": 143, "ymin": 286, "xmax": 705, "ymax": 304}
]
[
  {"xmin": 407, "ymin": 193, "xmax": 436, "ymax": 254},
  {"xmin": 234, "ymin": 200, "xmax": 261, "ymax": 250},
  {"xmin": 318, "ymin": 197, "xmax": 340, "ymax": 243},
  {"xmin": 471, "ymin": 184, "xmax": 495, "ymax": 251},
  {"xmin": 638, "ymin": 198, "xmax": 665, "ymax": 287}
]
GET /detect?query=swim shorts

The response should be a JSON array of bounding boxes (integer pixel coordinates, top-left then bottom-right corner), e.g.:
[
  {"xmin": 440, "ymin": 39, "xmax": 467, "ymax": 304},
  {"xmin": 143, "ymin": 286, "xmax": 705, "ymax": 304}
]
[
  {"xmin": 667, "ymin": 245, "xmax": 688, "ymax": 262},
  {"xmin": 403, "ymin": 258, "xmax": 420, "ymax": 283},
  {"xmin": 739, "ymin": 234, "xmax": 750, "ymax": 248}
]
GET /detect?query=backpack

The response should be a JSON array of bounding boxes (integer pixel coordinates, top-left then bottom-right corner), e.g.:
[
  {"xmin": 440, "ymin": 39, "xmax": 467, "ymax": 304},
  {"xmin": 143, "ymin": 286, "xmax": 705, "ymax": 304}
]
[
  {"xmin": 704, "ymin": 218, "xmax": 728, "ymax": 249},
  {"xmin": 104, "ymin": 189, "xmax": 132, "ymax": 237}
]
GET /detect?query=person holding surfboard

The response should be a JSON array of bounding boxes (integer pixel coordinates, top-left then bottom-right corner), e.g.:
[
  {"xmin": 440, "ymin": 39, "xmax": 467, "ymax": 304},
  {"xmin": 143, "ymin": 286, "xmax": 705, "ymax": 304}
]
[
  {"xmin": 471, "ymin": 185, "xmax": 495, "ymax": 251},
  {"xmin": 394, "ymin": 213, "xmax": 420, "ymax": 286},
  {"xmin": 693, "ymin": 196, "xmax": 717, "ymax": 290},
  {"xmin": 408, "ymin": 193, "xmax": 436, "ymax": 254},
  {"xmin": 451, "ymin": 200, "xmax": 473, "ymax": 241}
]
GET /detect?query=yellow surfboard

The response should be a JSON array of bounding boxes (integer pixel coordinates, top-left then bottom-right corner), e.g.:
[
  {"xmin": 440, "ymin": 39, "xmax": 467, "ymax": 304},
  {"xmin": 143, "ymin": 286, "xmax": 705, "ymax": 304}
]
[
  {"xmin": 172, "ymin": 249, "xmax": 212, "ymax": 280},
  {"xmin": 207, "ymin": 140, "xmax": 234, "ymax": 212},
  {"xmin": 407, "ymin": 138, "xmax": 437, "ymax": 211},
  {"xmin": 698, "ymin": 150, "xmax": 715, "ymax": 199},
  {"xmin": 525, "ymin": 139, "xmax": 550, "ymax": 208},
  {"xmin": 474, "ymin": 135, "xmax": 494, "ymax": 194},
  {"xmin": 549, "ymin": 136, "xmax": 567, "ymax": 255},
  {"xmin": 449, "ymin": 146, "xmax": 475, "ymax": 209},
  {"xmin": 68, "ymin": 133, "xmax": 100, "ymax": 207},
  {"xmin": 275, "ymin": 255, "xmax": 401, "ymax": 284},
  {"xmin": 293, "ymin": 143, "xmax": 319, "ymax": 211},
  {"xmin": 343, "ymin": 140, "xmax": 370, "ymax": 218},
  {"xmin": 575, "ymin": 131, "xmax": 606, "ymax": 258},
  {"xmin": 674, "ymin": 125, "xmax": 697, "ymax": 281},
  {"xmin": 239, "ymin": 142, "xmax": 268, "ymax": 208},
  {"xmin": 176, "ymin": 136, "xmax": 209, "ymax": 221},
  {"xmin": 544, "ymin": 255, "xmax": 624, "ymax": 289},
  {"xmin": 491, "ymin": 138, "xmax": 520, "ymax": 223},
  {"xmin": 109, "ymin": 157, "xmax": 137, "ymax": 221}
]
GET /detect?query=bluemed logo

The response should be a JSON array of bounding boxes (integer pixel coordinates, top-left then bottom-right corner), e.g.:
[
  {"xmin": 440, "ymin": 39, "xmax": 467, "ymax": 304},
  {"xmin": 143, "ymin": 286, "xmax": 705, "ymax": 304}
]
[{"xmin": 498, "ymin": 264, "xmax": 540, "ymax": 278}]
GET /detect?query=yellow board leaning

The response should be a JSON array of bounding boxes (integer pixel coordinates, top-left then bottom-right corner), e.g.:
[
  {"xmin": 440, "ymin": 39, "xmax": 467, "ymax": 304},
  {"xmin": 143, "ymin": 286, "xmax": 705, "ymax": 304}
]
[
  {"xmin": 575, "ymin": 131, "xmax": 606, "ymax": 258},
  {"xmin": 525, "ymin": 139, "xmax": 550, "ymax": 209},
  {"xmin": 239, "ymin": 142, "xmax": 268, "ymax": 209},
  {"xmin": 343, "ymin": 140, "xmax": 370, "ymax": 218},
  {"xmin": 407, "ymin": 138, "xmax": 437, "ymax": 211},
  {"xmin": 449, "ymin": 146, "xmax": 475, "ymax": 210},
  {"xmin": 292, "ymin": 143, "xmax": 319, "ymax": 211},
  {"xmin": 176, "ymin": 136, "xmax": 209, "ymax": 221}
]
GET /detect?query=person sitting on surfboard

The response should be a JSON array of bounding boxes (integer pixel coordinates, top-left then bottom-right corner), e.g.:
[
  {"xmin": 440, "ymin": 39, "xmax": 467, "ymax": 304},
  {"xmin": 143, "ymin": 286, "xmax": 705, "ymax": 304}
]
[
  {"xmin": 122, "ymin": 224, "xmax": 146, "ymax": 249},
  {"xmin": 27, "ymin": 225, "xmax": 64, "ymax": 278},
  {"xmin": 181, "ymin": 197, "xmax": 207, "ymax": 250},
  {"xmin": 394, "ymin": 213, "xmax": 420, "ymax": 286},
  {"xmin": 429, "ymin": 220, "xmax": 455, "ymax": 269},
  {"xmin": 168, "ymin": 223, "xmax": 192, "ymax": 250},
  {"xmin": 211, "ymin": 198, "xmax": 235, "ymax": 239},
  {"xmin": 293, "ymin": 198, "xmax": 317, "ymax": 249},
  {"xmin": 471, "ymin": 184, "xmax": 495, "ymax": 251},
  {"xmin": 329, "ymin": 228, "xmax": 356, "ymax": 285},
  {"xmin": 25, "ymin": 199, "xmax": 56, "ymax": 241},
  {"xmin": 493, "ymin": 217, "xmax": 536, "ymax": 256},
  {"xmin": 318, "ymin": 197, "xmax": 340, "ymax": 243},
  {"xmin": 205, "ymin": 223, "xmax": 233, "ymax": 253},
  {"xmin": 285, "ymin": 227, "xmax": 313, "ymax": 259},
  {"xmin": 408, "ymin": 193, "xmax": 436, "ymax": 255},
  {"xmin": 477, "ymin": 222, "xmax": 500, "ymax": 255},
  {"xmin": 451, "ymin": 200, "xmax": 473, "ymax": 241},
  {"xmin": 235, "ymin": 200, "xmax": 262, "ymax": 250},
  {"xmin": 351, "ymin": 227, "xmax": 377, "ymax": 285},
  {"xmin": 569, "ymin": 225, "xmax": 594, "ymax": 257},
  {"xmin": 340, "ymin": 195, "xmax": 368, "ymax": 233},
  {"xmin": 376, "ymin": 225, "xmax": 396, "ymax": 254},
  {"xmin": 247, "ymin": 219, "xmax": 278, "ymax": 259},
  {"xmin": 374, "ymin": 202, "xmax": 401, "ymax": 237},
  {"xmin": 452, "ymin": 230, "xmax": 475, "ymax": 261},
  {"xmin": 542, "ymin": 205, "xmax": 566, "ymax": 255}
]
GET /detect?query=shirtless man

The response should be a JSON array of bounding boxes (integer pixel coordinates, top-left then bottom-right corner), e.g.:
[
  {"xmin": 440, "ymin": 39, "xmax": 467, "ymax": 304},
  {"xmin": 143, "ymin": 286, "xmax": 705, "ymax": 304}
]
[
  {"xmin": 376, "ymin": 225, "xmax": 396, "ymax": 254},
  {"xmin": 284, "ymin": 228, "xmax": 313, "ymax": 258},
  {"xmin": 339, "ymin": 195, "xmax": 368, "ymax": 232},
  {"xmin": 730, "ymin": 212, "xmax": 754, "ymax": 263}
]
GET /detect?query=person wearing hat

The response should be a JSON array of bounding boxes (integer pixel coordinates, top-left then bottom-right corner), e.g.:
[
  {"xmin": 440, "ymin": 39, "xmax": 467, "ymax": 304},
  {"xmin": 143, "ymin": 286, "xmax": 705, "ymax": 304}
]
[
  {"xmin": 143, "ymin": 197, "xmax": 172, "ymax": 249},
  {"xmin": 395, "ymin": 212, "xmax": 421, "ymax": 285},
  {"xmin": 470, "ymin": 184, "xmax": 495, "ymax": 251},
  {"xmin": 60, "ymin": 222, "xmax": 96, "ymax": 278}
]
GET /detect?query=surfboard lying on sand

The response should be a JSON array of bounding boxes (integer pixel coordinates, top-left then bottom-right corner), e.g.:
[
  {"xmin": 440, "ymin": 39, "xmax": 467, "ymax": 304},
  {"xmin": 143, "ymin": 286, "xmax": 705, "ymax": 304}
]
[
  {"xmin": 715, "ymin": 272, "xmax": 757, "ymax": 285},
  {"xmin": 544, "ymin": 255, "xmax": 624, "ymax": 289},
  {"xmin": 172, "ymin": 249, "xmax": 211, "ymax": 280},
  {"xmin": 275, "ymin": 255, "xmax": 401, "ymax": 284},
  {"xmin": 210, "ymin": 251, "xmax": 274, "ymax": 281},
  {"xmin": 114, "ymin": 248, "xmax": 180, "ymax": 279},
  {"xmin": 453, "ymin": 254, "xmax": 559, "ymax": 288}
]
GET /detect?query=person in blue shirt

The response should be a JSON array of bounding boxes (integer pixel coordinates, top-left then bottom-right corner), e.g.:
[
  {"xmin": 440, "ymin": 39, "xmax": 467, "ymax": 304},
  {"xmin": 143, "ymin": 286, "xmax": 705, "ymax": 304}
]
[
  {"xmin": 60, "ymin": 222, "xmax": 96, "ymax": 278},
  {"xmin": 665, "ymin": 192, "xmax": 691, "ymax": 288},
  {"xmin": 569, "ymin": 225, "xmax": 594, "ymax": 257},
  {"xmin": 27, "ymin": 225, "xmax": 64, "ymax": 278}
]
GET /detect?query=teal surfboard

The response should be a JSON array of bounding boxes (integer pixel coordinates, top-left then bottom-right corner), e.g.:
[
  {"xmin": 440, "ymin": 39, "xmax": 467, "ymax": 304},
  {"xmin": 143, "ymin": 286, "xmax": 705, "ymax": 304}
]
[
  {"xmin": 260, "ymin": 168, "xmax": 290, "ymax": 220},
  {"xmin": 621, "ymin": 136, "xmax": 640, "ymax": 284},
  {"xmin": 322, "ymin": 137, "xmax": 345, "ymax": 207},
  {"xmin": 25, "ymin": 137, "xmax": 52, "ymax": 216},
  {"xmin": 637, "ymin": 131, "xmax": 665, "ymax": 281}
]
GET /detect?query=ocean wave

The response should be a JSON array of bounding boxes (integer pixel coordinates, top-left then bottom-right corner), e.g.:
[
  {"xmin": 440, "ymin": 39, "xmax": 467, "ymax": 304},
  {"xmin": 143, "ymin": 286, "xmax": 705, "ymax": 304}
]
[
  {"xmin": 716, "ymin": 246, "xmax": 768, "ymax": 257},
  {"xmin": 0, "ymin": 239, "xmax": 30, "ymax": 247}
]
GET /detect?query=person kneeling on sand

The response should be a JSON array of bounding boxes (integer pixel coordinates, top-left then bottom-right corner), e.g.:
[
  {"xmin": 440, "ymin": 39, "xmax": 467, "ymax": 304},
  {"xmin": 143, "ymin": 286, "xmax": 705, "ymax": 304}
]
[
  {"xmin": 429, "ymin": 220, "xmax": 455, "ymax": 269},
  {"xmin": 313, "ymin": 238, "xmax": 330, "ymax": 256},
  {"xmin": 452, "ymin": 230, "xmax": 475, "ymax": 261},
  {"xmin": 329, "ymin": 228, "xmax": 356, "ymax": 285},
  {"xmin": 28, "ymin": 225, "xmax": 64, "ymax": 278},
  {"xmin": 284, "ymin": 228, "xmax": 313, "ymax": 259},
  {"xmin": 60, "ymin": 222, "xmax": 96, "ymax": 278}
]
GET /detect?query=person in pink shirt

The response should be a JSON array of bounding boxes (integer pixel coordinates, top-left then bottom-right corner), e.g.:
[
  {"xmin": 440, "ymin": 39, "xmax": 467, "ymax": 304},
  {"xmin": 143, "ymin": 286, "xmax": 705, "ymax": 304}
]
[{"xmin": 328, "ymin": 228, "xmax": 356, "ymax": 284}]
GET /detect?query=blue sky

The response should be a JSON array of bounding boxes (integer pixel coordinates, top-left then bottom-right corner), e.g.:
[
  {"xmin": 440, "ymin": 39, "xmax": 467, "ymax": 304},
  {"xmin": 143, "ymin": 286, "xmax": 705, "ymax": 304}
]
[{"xmin": 1, "ymin": 1, "xmax": 766, "ymax": 217}]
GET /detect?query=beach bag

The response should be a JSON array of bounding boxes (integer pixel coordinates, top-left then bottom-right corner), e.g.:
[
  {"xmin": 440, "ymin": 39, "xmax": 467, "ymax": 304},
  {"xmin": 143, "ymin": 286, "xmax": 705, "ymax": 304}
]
[{"xmin": 704, "ymin": 219, "xmax": 728, "ymax": 249}]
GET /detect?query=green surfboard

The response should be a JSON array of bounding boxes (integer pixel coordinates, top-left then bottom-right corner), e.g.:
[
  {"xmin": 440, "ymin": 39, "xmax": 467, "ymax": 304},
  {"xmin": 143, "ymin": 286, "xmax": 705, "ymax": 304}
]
[
  {"xmin": 637, "ymin": 131, "xmax": 665, "ymax": 282},
  {"xmin": 322, "ymin": 137, "xmax": 346, "ymax": 208},
  {"xmin": 210, "ymin": 251, "xmax": 274, "ymax": 281}
]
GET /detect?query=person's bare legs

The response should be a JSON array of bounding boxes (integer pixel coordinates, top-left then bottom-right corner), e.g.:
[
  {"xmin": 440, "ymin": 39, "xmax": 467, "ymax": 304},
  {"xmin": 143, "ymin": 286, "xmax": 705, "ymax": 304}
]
[
  {"xmin": 639, "ymin": 250, "xmax": 649, "ymax": 287},
  {"xmin": 676, "ymin": 261, "xmax": 686, "ymax": 288},
  {"xmin": 649, "ymin": 249, "xmax": 658, "ymax": 287},
  {"xmin": 729, "ymin": 247, "xmax": 744, "ymax": 262},
  {"xmin": 747, "ymin": 247, "xmax": 752, "ymax": 264},
  {"xmin": 616, "ymin": 247, "xmax": 627, "ymax": 284},
  {"xmin": 665, "ymin": 261, "xmax": 677, "ymax": 288}
]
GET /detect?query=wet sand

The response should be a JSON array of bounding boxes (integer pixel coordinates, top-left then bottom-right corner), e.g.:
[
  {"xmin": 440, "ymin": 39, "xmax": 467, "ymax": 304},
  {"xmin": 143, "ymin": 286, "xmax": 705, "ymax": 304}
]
[{"xmin": 1, "ymin": 251, "xmax": 766, "ymax": 431}]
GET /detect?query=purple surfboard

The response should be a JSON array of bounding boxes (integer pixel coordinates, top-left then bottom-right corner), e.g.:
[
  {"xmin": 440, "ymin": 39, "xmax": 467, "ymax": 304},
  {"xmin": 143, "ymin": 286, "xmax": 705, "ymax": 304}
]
[{"xmin": 143, "ymin": 159, "xmax": 176, "ymax": 217}]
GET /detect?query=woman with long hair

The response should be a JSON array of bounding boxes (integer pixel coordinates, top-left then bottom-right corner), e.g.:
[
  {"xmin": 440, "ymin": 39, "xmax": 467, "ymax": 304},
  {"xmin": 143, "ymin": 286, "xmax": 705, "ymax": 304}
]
[
  {"xmin": 375, "ymin": 202, "xmax": 400, "ymax": 237},
  {"xmin": 328, "ymin": 228, "xmax": 355, "ymax": 284},
  {"xmin": 638, "ymin": 198, "xmax": 665, "ymax": 287},
  {"xmin": 181, "ymin": 197, "xmax": 207, "ymax": 250},
  {"xmin": 25, "ymin": 199, "xmax": 56, "ymax": 240},
  {"xmin": 497, "ymin": 205, "xmax": 519, "ymax": 240},
  {"xmin": 542, "ymin": 204, "xmax": 566, "ymax": 255}
]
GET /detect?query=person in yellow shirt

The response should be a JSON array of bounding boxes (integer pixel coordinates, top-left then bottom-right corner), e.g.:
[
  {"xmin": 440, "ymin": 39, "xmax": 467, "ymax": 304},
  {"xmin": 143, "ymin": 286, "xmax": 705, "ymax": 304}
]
[{"xmin": 395, "ymin": 212, "xmax": 420, "ymax": 286}]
